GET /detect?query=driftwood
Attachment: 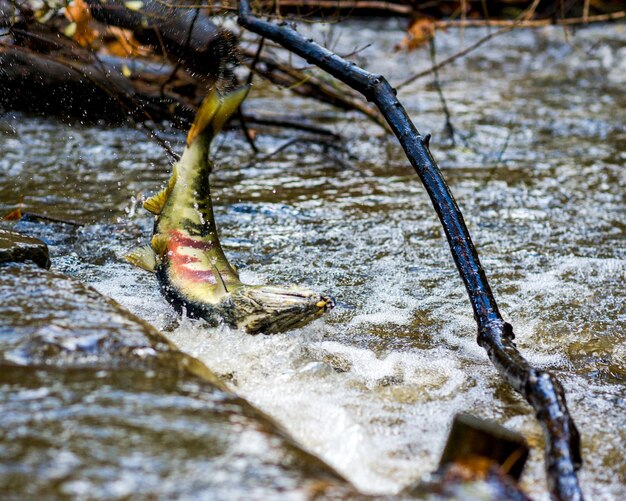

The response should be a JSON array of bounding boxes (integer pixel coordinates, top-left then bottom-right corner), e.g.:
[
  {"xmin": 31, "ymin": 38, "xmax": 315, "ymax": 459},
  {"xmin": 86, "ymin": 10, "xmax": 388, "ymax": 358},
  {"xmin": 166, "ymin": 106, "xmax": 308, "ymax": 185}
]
[{"xmin": 237, "ymin": 1, "xmax": 583, "ymax": 500}]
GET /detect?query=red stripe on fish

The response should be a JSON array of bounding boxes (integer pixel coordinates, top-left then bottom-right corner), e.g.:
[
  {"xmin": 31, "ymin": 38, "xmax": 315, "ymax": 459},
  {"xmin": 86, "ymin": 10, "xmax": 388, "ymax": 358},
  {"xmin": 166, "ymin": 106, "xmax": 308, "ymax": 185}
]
[
  {"xmin": 167, "ymin": 230, "xmax": 217, "ymax": 284},
  {"xmin": 171, "ymin": 231, "xmax": 215, "ymax": 250}
]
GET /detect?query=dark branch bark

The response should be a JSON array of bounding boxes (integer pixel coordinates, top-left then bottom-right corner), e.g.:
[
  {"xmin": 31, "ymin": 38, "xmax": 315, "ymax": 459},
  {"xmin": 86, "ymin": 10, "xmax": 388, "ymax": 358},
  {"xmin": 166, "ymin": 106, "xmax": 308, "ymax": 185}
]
[{"xmin": 237, "ymin": 2, "xmax": 583, "ymax": 500}]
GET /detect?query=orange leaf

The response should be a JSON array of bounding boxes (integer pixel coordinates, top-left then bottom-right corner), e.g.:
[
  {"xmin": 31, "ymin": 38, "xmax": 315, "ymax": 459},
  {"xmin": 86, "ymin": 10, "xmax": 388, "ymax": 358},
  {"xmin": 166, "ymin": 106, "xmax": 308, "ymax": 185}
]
[
  {"xmin": 64, "ymin": 0, "xmax": 98, "ymax": 47},
  {"xmin": 4, "ymin": 206, "xmax": 22, "ymax": 221},
  {"xmin": 105, "ymin": 27, "xmax": 150, "ymax": 58},
  {"xmin": 395, "ymin": 17, "xmax": 436, "ymax": 52}
]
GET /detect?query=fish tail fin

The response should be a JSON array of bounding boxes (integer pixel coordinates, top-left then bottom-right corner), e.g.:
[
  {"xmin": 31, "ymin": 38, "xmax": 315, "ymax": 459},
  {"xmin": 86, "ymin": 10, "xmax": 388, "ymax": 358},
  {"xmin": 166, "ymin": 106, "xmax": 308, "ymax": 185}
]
[{"xmin": 186, "ymin": 85, "xmax": 250, "ymax": 146}]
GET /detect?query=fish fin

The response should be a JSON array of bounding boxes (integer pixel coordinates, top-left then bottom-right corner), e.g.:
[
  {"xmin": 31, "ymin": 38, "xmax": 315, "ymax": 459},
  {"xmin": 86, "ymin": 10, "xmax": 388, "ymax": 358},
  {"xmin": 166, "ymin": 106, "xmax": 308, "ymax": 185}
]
[
  {"xmin": 143, "ymin": 187, "xmax": 169, "ymax": 215},
  {"xmin": 143, "ymin": 164, "xmax": 178, "ymax": 215},
  {"xmin": 211, "ymin": 86, "xmax": 251, "ymax": 134},
  {"xmin": 151, "ymin": 233, "xmax": 169, "ymax": 258},
  {"xmin": 186, "ymin": 86, "xmax": 250, "ymax": 145},
  {"xmin": 124, "ymin": 245, "xmax": 157, "ymax": 272},
  {"xmin": 209, "ymin": 261, "xmax": 229, "ymax": 296}
]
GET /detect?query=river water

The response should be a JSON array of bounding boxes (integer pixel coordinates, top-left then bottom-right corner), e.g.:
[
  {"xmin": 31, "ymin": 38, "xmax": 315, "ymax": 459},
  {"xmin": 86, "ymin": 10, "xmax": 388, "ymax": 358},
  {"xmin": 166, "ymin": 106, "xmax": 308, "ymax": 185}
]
[{"xmin": 1, "ymin": 20, "xmax": 624, "ymax": 500}]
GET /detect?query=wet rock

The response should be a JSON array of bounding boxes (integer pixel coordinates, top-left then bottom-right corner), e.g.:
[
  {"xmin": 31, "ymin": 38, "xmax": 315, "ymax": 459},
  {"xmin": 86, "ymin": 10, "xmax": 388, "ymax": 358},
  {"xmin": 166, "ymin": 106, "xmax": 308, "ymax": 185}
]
[
  {"xmin": 0, "ymin": 262, "xmax": 204, "ymax": 375},
  {"xmin": 0, "ymin": 266, "xmax": 530, "ymax": 500},
  {"xmin": 439, "ymin": 414, "xmax": 528, "ymax": 480},
  {"xmin": 0, "ymin": 264, "xmax": 355, "ymax": 499},
  {"xmin": 0, "ymin": 229, "xmax": 50, "ymax": 269},
  {"xmin": 403, "ymin": 414, "xmax": 530, "ymax": 501},
  {"xmin": 406, "ymin": 462, "xmax": 531, "ymax": 501}
]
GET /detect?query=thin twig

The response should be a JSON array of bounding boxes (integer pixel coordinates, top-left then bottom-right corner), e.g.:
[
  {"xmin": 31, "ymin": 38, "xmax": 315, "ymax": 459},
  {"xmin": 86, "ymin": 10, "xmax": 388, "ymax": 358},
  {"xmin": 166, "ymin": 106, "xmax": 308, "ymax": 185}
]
[
  {"xmin": 241, "ymin": 112, "xmax": 339, "ymax": 138},
  {"xmin": 161, "ymin": 0, "xmax": 199, "ymax": 97},
  {"xmin": 434, "ymin": 10, "xmax": 625, "ymax": 28},
  {"xmin": 246, "ymin": 35, "xmax": 266, "ymax": 85},
  {"xmin": 242, "ymin": 135, "xmax": 348, "ymax": 169},
  {"xmin": 397, "ymin": 26, "xmax": 513, "ymax": 90},
  {"xmin": 237, "ymin": 3, "xmax": 583, "ymax": 500},
  {"xmin": 397, "ymin": 8, "xmax": 625, "ymax": 90},
  {"xmin": 428, "ymin": 37, "xmax": 455, "ymax": 145},
  {"xmin": 237, "ymin": 108, "xmax": 259, "ymax": 153},
  {"xmin": 21, "ymin": 212, "xmax": 84, "ymax": 227}
]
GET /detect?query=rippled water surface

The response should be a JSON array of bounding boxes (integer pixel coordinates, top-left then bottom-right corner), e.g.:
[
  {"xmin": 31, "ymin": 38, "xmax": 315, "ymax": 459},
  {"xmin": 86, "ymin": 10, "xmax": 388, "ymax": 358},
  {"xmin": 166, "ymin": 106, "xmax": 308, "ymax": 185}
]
[{"xmin": 1, "ymin": 20, "xmax": 625, "ymax": 500}]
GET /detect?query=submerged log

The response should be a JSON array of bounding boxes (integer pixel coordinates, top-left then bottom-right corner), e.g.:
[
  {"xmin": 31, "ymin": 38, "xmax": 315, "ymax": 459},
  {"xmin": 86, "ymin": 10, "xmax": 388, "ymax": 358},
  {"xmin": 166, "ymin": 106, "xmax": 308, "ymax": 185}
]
[{"xmin": 236, "ymin": 2, "xmax": 583, "ymax": 499}]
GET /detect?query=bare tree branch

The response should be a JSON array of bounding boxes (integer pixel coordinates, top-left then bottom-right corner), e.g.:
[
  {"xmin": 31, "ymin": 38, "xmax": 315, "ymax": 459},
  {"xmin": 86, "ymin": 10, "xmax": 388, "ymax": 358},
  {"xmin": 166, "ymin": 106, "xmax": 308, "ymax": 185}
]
[{"xmin": 237, "ymin": 2, "xmax": 583, "ymax": 500}]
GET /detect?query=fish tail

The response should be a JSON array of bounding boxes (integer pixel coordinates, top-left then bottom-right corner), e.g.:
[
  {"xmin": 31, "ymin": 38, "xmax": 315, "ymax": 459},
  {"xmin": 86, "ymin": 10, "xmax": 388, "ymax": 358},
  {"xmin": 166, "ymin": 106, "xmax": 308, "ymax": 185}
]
[{"xmin": 186, "ymin": 85, "xmax": 250, "ymax": 146}]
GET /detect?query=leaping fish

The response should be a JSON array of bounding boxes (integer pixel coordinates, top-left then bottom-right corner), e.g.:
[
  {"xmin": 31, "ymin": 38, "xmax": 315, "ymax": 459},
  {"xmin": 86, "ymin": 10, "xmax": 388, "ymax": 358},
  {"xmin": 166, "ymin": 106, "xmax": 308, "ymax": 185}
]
[{"xmin": 125, "ymin": 86, "xmax": 334, "ymax": 334}]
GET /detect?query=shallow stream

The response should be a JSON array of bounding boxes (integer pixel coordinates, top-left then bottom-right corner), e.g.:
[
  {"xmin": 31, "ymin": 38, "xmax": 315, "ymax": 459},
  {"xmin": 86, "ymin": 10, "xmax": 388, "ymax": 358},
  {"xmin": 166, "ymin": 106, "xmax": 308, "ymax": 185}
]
[{"xmin": 1, "ymin": 20, "xmax": 625, "ymax": 500}]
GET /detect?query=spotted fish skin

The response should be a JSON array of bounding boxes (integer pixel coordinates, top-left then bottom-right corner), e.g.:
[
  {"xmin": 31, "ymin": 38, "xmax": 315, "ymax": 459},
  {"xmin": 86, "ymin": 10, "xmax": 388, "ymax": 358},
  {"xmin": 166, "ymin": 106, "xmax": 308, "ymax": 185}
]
[{"xmin": 126, "ymin": 87, "xmax": 334, "ymax": 334}]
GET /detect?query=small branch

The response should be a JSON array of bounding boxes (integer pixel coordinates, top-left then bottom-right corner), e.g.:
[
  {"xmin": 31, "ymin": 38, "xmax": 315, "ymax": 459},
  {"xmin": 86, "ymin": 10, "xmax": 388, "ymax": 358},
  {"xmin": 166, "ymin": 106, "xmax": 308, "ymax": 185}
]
[
  {"xmin": 254, "ymin": 0, "xmax": 413, "ymax": 15},
  {"xmin": 397, "ymin": 26, "xmax": 513, "ymax": 90},
  {"xmin": 237, "ymin": 2, "xmax": 583, "ymax": 500},
  {"xmin": 20, "ymin": 212, "xmax": 84, "ymax": 227},
  {"xmin": 237, "ymin": 108, "xmax": 259, "ymax": 153},
  {"xmin": 397, "ymin": 8, "xmax": 625, "ymax": 90},
  {"xmin": 434, "ymin": 10, "xmax": 625, "ymax": 28},
  {"xmin": 241, "ymin": 135, "xmax": 348, "ymax": 169},
  {"xmin": 428, "ymin": 37, "xmax": 455, "ymax": 145},
  {"xmin": 246, "ymin": 35, "xmax": 265, "ymax": 86},
  {"xmin": 240, "ymin": 46, "xmax": 388, "ymax": 129},
  {"xmin": 241, "ymin": 112, "xmax": 340, "ymax": 138}
]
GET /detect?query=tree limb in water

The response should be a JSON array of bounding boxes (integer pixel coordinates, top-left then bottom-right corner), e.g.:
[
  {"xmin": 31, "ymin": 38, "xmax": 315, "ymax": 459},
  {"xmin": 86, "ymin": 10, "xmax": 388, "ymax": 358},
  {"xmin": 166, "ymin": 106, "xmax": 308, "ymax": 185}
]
[{"xmin": 236, "ymin": 1, "xmax": 583, "ymax": 499}]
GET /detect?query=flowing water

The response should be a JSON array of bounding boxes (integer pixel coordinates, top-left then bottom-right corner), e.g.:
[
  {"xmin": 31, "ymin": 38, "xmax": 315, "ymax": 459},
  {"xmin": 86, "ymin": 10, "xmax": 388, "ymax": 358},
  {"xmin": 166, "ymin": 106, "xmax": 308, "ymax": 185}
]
[{"xmin": 1, "ymin": 20, "xmax": 625, "ymax": 500}]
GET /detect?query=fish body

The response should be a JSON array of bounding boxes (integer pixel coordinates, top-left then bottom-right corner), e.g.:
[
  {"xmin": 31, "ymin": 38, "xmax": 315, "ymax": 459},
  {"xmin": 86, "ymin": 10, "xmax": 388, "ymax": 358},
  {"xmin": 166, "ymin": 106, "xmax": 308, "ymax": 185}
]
[{"xmin": 126, "ymin": 87, "xmax": 334, "ymax": 334}]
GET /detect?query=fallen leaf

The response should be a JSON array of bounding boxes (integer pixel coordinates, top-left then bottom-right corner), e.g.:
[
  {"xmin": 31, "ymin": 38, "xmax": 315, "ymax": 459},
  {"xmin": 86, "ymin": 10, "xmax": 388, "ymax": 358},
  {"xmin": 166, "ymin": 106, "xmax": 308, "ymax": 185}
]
[
  {"xmin": 105, "ymin": 27, "xmax": 150, "ymax": 57},
  {"xmin": 64, "ymin": 0, "xmax": 98, "ymax": 46},
  {"xmin": 395, "ymin": 16, "xmax": 436, "ymax": 52},
  {"xmin": 4, "ymin": 206, "xmax": 22, "ymax": 221}
]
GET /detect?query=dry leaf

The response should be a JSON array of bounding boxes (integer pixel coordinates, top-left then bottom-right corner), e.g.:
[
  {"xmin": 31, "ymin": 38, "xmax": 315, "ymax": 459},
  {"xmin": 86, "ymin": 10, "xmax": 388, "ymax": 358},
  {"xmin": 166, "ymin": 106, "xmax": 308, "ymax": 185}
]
[
  {"xmin": 105, "ymin": 27, "xmax": 150, "ymax": 58},
  {"xmin": 395, "ymin": 17, "xmax": 436, "ymax": 52},
  {"xmin": 3, "ymin": 206, "xmax": 22, "ymax": 221},
  {"xmin": 64, "ymin": 0, "xmax": 98, "ymax": 46}
]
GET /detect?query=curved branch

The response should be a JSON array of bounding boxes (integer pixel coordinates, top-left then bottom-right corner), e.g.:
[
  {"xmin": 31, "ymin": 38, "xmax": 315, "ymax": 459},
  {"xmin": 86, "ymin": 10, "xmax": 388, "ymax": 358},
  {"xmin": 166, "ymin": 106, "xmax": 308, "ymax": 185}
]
[{"xmin": 237, "ymin": 2, "xmax": 583, "ymax": 500}]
